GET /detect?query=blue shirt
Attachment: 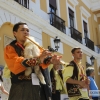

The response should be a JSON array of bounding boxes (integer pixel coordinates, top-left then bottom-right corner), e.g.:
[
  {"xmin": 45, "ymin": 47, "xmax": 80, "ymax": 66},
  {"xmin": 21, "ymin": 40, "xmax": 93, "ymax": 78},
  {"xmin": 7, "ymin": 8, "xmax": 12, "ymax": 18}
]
[
  {"xmin": 88, "ymin": 76, "xmax": 98, "ymax": 90},
  {"xmin": 88, "ymin": 76, "xmax": 98, "ymax": 97}
]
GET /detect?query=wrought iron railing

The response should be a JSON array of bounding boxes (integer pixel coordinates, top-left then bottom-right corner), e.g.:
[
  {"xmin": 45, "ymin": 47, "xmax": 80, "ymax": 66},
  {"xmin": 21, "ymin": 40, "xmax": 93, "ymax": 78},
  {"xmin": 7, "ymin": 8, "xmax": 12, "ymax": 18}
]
[
  {"xmin": 14, "ymin": 0, "xmax": 29, "ymax": 9},
  {"xmin": 48, "ymin": 13, "xmax": 66, "ymax": 33},
  {"xmin": 70, "ymin": 27, "xmax": 82, "ymax": 43},
  {"xmin": 85, "ymin": 37, "xmax": 94, "ymax": 51}
]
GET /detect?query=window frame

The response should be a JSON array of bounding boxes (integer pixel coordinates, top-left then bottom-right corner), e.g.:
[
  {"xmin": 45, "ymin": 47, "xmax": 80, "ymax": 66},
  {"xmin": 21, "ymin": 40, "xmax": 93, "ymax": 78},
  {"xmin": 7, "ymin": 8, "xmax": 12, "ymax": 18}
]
[
  {"xmin": 69, "ymin": 8, "xmax": 74, "ymax": 27},
  {"xmin": 67, "ymin": 3, "xmax": 77, "ymax": 29},
  {"xmin": 81, "ymin": 16, "xmax": 90, "ymax": 38}
]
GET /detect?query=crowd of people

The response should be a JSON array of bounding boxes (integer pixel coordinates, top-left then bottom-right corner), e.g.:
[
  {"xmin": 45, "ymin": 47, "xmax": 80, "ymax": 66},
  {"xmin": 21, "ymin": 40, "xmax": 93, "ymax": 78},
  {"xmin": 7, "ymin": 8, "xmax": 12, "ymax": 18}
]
[{"xmin": 1, "ymin": 22, "xmax": 99, "ymax": 100}]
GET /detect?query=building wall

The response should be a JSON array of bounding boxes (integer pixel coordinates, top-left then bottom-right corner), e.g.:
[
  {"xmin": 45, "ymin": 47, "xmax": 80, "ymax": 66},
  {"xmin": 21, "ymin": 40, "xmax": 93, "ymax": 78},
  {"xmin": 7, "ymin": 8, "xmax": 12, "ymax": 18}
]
[
  {"xmin": 91, "ymin": 15, "xmax": 99, "ymax": 45},
  {"xmin": 34, "ymin": 0, "xmax": 100, "ymax": 46},
  {"xmin": 97, "ymin": 18, "xmax": 100, "ymax": 44},
  {"xmin": 94, "ymin": 60, "xmax": 100, "ymax": 89},
  {"xmin": 42, "ymin": 32, "xmax": 50, "ymax": 49},
  {"xmin": 40, "ymin": 0, "xmax": 47, "ymax": 13},
  {"xmin": 59, "ymin": 0, "xmax": 68, "ymax": 26},
  {"xmin": 62, "ymin": 43, "xmax": 72, "ymax": 62},
  {"xmin": 32, "ymin": 0, "xmax": 35, "ymax": 3},
  {"xmin": 76, "ymin": 3, "xmax": 83, "ymax": 33}
]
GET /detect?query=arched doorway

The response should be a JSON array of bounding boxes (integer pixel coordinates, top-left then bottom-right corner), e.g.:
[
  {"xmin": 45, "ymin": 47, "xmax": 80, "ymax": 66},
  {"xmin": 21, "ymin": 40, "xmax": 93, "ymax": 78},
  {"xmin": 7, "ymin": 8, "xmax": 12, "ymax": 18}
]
[{"xmin": 0, "ymin": 22, "xmax": 14, "ymax": 66}]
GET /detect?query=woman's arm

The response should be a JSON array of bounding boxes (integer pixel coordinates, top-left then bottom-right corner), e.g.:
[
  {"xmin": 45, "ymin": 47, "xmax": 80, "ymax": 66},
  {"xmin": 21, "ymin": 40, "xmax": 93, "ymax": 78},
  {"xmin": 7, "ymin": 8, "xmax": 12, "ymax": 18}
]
[{"xmin": 1, "ymin": 83, "xmax": 9, "ymax": 95}]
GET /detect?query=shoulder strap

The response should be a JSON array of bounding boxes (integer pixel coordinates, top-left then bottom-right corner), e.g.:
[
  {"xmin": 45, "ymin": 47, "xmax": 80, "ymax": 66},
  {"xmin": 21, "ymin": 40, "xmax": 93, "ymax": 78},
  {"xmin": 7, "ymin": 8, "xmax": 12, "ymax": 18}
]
[{"xmin": 66, "ymin": 61, "xmax": 75, "ymax": 67}]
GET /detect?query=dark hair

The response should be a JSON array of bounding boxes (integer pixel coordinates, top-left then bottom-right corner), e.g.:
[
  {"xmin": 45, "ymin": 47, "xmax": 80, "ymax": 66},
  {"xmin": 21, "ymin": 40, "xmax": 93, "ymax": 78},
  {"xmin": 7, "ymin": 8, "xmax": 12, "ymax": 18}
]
[
  {"xmin": 13, "ymin": 22, "xmax": 27, "ymax": 32},
  {"xmin": 86, "ymin": 67, "xmax": 94, "ymax": 76},
  {"xmin": 71, "ymin": 47, "xmax": 81, "ymax": 54},
  {"xmin": 0, "ymin": 66, "xmax": 3, "ymax": 82},
  {"xmin": 0, "ymin": 76, "xmax": 3, "ymax": 82},
  {"xmin": 0, "ymin": 71, "xmax": 3, "ymax": 82}
]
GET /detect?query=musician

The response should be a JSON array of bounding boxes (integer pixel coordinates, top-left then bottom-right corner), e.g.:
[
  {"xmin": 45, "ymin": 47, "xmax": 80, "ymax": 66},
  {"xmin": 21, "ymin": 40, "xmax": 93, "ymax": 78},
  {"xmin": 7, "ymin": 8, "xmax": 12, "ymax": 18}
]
[
  {"xmin": 62, "ymin": 47, "xmax": 90, "ymax": 100},
  {"xmin": 49, "ymin": 64, "xmax": 67, "ymax": 100},
  {"xmin": 4, "ymin": 22, "xmax": 62, "ymax": 100}
]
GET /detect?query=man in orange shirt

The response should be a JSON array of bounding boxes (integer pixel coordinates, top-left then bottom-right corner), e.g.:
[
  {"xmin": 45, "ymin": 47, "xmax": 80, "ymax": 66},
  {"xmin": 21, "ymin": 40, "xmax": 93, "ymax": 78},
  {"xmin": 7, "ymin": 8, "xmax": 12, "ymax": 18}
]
[{"xmin": 4, "ymin": 22, "xmax": 62, "ymax": 100}]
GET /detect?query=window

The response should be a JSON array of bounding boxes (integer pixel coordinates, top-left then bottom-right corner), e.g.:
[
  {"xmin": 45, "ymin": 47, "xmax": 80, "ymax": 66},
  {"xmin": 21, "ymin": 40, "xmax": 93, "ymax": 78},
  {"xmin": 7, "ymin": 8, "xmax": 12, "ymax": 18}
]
[
  {"xmin": 49, "ymin": 0, "xmax": 57, "ymax": 14},
  {"xmin": 69, "ymin": 8, "xmax": 74, "ymax": 27},
  {"xmin": 83, "ymin": 21, "xmax": 94, "ymax": 50},
  {"xmin": 83, "ymin": 21, "xmax": 88, "ymax": 38},
  {"xmin": 48, "ymin": 0, "xmax": 66, "ymax": 33}
]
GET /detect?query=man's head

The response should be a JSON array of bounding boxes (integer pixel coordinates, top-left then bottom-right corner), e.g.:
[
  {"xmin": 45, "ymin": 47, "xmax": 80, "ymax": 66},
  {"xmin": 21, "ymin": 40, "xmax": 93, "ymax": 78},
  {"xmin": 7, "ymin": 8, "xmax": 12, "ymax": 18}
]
[
  {"xmin": 13, "ymin": 22, "xmax": 29, "ymax": 44},
  {"xmin": 71, "ymin": 47, "xmax": 83, "ymax": 60},
  {"xmin": 86, "ymin": 67, "xmax": 94, "ymax": 77}
]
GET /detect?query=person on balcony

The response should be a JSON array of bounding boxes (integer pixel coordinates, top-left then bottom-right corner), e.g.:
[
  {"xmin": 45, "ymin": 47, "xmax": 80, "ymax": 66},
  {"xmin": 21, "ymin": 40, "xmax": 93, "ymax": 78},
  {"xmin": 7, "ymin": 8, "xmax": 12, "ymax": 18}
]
[{"xmin": 4, "ymin": 22, "xmax": 62, "ymax": 100}]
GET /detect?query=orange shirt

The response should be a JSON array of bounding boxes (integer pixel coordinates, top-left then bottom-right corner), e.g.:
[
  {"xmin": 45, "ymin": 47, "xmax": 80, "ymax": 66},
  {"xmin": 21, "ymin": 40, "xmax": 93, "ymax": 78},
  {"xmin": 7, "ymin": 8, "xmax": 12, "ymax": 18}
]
[{"xmin": 4, "ymin": 45, "xmax": 49, "ymax": 75}]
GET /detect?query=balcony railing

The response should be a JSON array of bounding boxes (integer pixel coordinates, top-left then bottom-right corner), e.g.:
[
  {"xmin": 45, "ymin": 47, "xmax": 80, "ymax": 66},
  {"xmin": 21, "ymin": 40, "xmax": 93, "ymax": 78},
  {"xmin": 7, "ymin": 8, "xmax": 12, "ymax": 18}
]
[
  {"xmin": 85, "ymin": 37, "xmax": 94, "ymax": 51},
  {"xmin": 70, "ymin": 27, "xmax": 82, "ymax": 43},
  {"xmin": 48, "ymin": 13, "xmax": 66, "ymax": 33},
  {"xmin": 14, "ymin": 0, "xmax": 29, "ymax": 9}
]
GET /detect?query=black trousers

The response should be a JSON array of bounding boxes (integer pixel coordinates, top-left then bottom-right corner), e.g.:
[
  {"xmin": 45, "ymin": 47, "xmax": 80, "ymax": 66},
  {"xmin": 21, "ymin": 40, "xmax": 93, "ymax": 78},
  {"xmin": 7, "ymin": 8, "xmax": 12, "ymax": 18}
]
[
  {"xmin": 40, "ymin": 84, "xmax": 52, "ymax": 100},
  {"xmin": 8, "ymin": 81, "xmax": 41, "ymax": 100},
  {"xmin": 78, "ymin": 98, "xmax": 89, "ymax": 100},
  {"xmin": 92, "ymin": 97, "xmax": 98, "ymax": 100},
  {"xmin": 52, "ymin": 90, "xmax": 60, "ymax": 100}
]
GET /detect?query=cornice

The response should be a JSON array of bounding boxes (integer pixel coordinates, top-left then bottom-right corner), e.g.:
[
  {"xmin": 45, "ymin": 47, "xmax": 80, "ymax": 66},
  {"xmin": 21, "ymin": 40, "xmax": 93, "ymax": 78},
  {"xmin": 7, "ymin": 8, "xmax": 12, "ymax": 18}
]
[
  {"xmin": 82, "ymin": 0, "xmax": 100, "ymax": 12},
  {"xmin": 68, "ymin": 0, "xmax": 79, "ymax": 7},
  {"xmin": 80, "ymin": 6, "xmax": 91, "ymax": 18},
  {"xmin": 90, "ymin": 0, "xmax": 100, "ymax": 12},
  {"xmin": 81, "ymin": 0, "xmax": 91, "ymax": 9},
  {"xmin": 96, "ymin": 13, "xmax": 100, "ymax": 17}
]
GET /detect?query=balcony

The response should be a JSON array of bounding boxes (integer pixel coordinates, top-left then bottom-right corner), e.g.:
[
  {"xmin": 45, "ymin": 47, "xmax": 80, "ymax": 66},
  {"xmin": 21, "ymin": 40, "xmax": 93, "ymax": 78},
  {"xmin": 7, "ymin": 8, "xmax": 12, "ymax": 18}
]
[
  {"xmin": 70, "ymin": 27, "xmax": 82, "ymax": 43},
  {"xmin": 85, "ymin": 37, "xmax": 94, "ymax": 51},
  {"xmin": 14, "ymin": 0, "xmax": 29, "ymax": 9},
  {"xmin": 48, "ymin": 13, "xmax": 66, "ymax": 34}
]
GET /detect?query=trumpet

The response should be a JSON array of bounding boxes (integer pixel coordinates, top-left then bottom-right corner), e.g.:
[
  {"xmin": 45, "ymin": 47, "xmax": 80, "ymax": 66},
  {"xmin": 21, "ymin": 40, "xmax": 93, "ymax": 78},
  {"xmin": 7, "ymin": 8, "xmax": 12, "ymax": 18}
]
[{"xmin": 26, "ymin": 36, "xmax": 67, "ymax": 66}]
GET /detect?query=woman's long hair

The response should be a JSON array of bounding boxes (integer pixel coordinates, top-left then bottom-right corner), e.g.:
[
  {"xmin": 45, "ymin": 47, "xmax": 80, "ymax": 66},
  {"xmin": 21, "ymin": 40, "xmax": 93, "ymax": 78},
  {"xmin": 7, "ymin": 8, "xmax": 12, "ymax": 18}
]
[{"xmin": 0, "ymin": 71, "xmax": 3, "ymax": 82}]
